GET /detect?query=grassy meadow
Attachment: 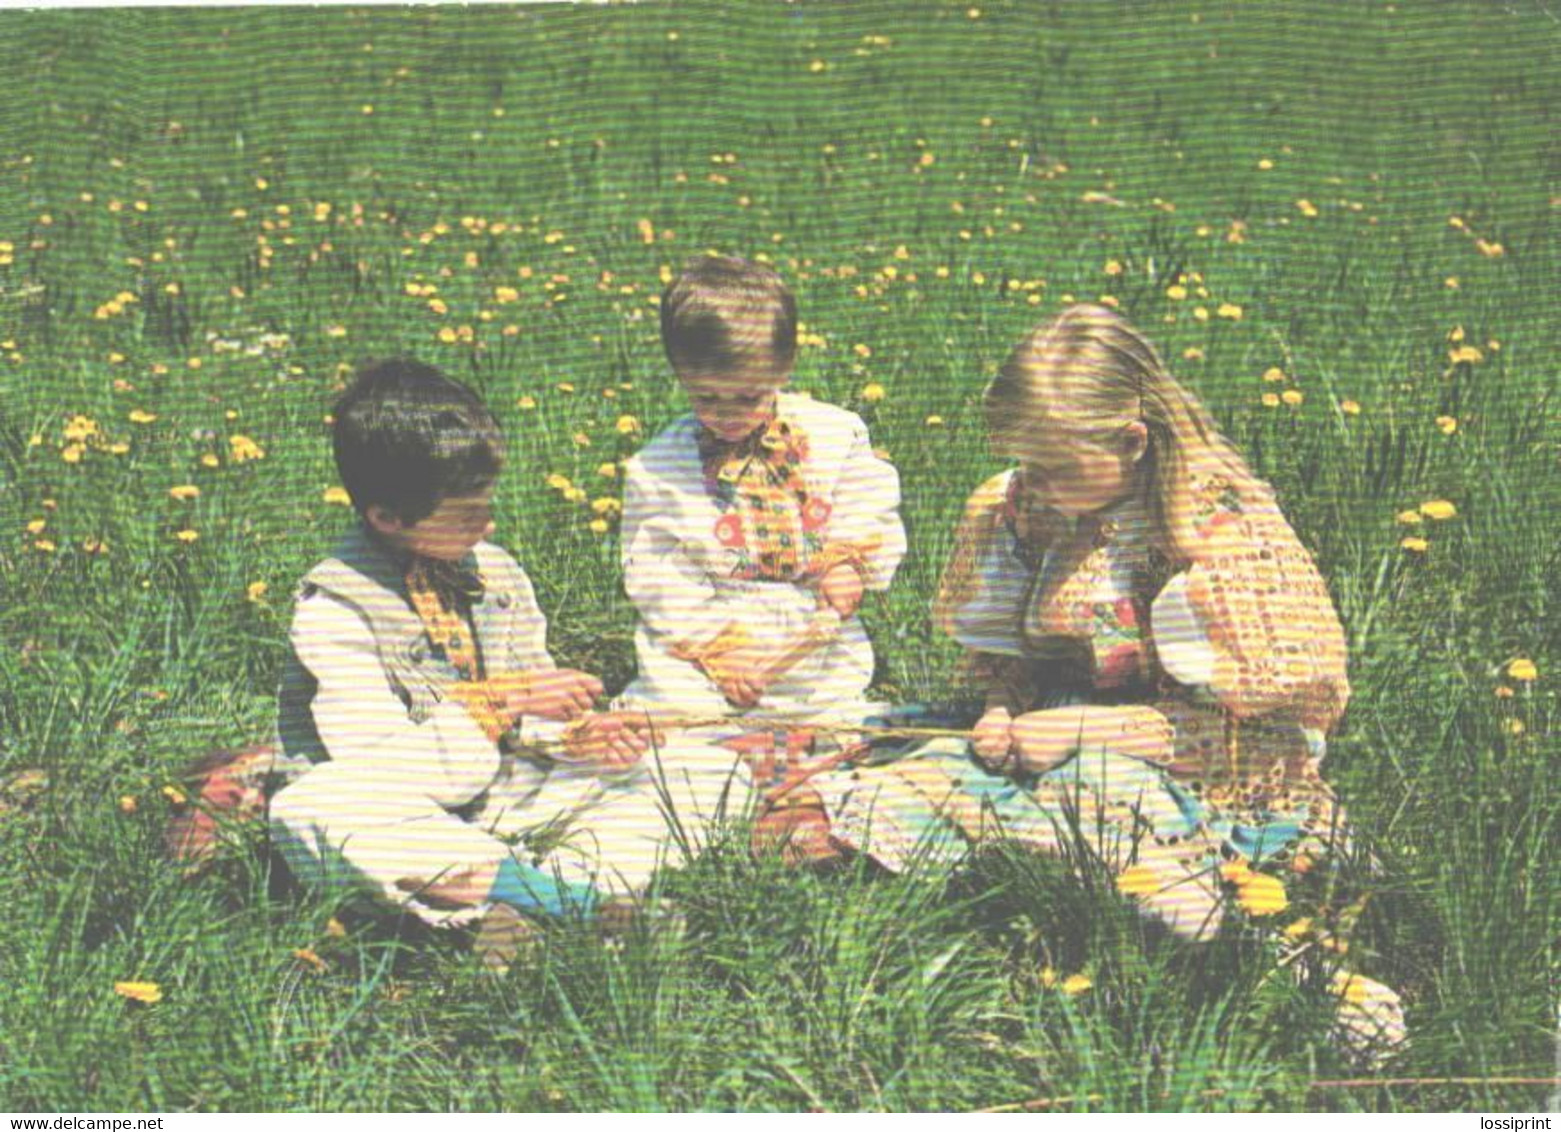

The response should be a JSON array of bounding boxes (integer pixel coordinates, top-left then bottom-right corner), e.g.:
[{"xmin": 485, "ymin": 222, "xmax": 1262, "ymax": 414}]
[{"xmin": 0, "ymin": 0, "xmax": 1556, "ymax": 1112}]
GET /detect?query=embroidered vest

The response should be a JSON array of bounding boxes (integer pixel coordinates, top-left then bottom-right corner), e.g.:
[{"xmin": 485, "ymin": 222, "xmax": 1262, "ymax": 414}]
[{"xmin": 276, "ymin": 525, "xmax": 528, "ymax": 765}]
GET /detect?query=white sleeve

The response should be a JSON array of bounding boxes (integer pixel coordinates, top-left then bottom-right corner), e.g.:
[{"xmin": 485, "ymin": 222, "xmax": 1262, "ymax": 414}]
[
  {"xmin": 620, "ymin": 463, "xmax": 742, "ymax": 651},
  {"xmin": 290, "ymin": 591, "xmax": 500, "ymax": 805},
  {"xmin": 1149, "ymin": 573, "xmax": 1218, "ymax": 687},
  {"xmin": 502, "ymin": 562, "xmax": 557, "ymax": 674},
  {"xmin": 825, "ymin": 417, "xmax": 907, "ymax": 591}
]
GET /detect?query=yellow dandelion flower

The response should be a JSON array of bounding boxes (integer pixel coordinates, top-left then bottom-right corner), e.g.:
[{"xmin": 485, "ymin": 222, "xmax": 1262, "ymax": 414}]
[
  {"xmin": 853, "ymin": 343, "xmax": 873, "ymax": 359},
  {"xmin": 128, "ymin": 409, "xmax": 158, "ymax": 424},
  {"xmin": 1396, "ymin": 510, "xmax": 1423, "ymax": 525},
  {"xmin": 615, "ymin": 415, "xmax": 641, "ymax": 435},
  {"xmin": 564, "ymin": 486, "xmax": 587, "ymax": 504},
  {"xmin": 322, "ymin": 486, "xmax": 352, "ymax": 506},
  {"xmin": 1447, "ymin": 216, "xmax": 1465, "ymax": 230},
  {"xmin": 545, "ymin": 473, "xmax": 573, "ymax": 493},
  {"xmin": 591, "ymin": 497, "xmax": 621, "ymax": 516},
  {"xmin": 1103, "ymin": 259, "xmax": 1123, "ymax": 276},
  {"xmin": 1218, "ymin": 859, "xmax": 1253, "ymax": 884},
  {"xmin": 1182, "ymin": 347, "xmax": 1205, "ymax": 362},
  {"xmin": 588, "ymin": 518, "xmax": 610, "ymax": 536},
  {"xmin": 228, "ymin": 434, "xmax": 265, "ymax": 463},
  {"xmin": 1435, "ymin": 415, "xmax": 1458, "ymax": 434},
  {"xmin": 1447, "ymin": 344, "xmax": 1483, "ymax": 365},
  {"xmin": 556, "ymin": 382, "xmax": 576, "ymax": 394},
  {"xmin": 1117, "ymin": 864, "xmax": 1159, "ymax": 897},
  {"xmin": 924, "ymin": 414, "xmax": 945, "ymax": 428},
  {"xmin": 1257, "ymin": 158, "xmax": 1274, "ymax": 170},
  {"xmin": 168, "ymin": 484, "xmax": 200, "ymax": 501},
  {"xmin": 114, "ymin": 981, "xmax": 163, "ymax": 1005},
  {"xmin": 860, "ymin": 382, "xmax": 886, "ymax": 403},
  {"xmin": 292, "ymin": 948, "xmax": 328, "ymax": 974},
  {"xmin": 1474, "ymin": 238, "xmax": 1504, "ymax": 258},
  {"xmin": 1341, "ymin": 399, "xmax": 1361, "ymax": 415},
  {"xmin": 247, "ymin": 581, "xmax": 269, "ymax": 604},
  {"xmin": 597, "ymin": 462, "xmax": 619, "ymax": 479},
  {"xmin": 1061, "ymin": 973, "xmax": 1093, "ymax": 996},
  {"xmin": 517, "ymin": 395, "xmax": 537, "ymax": 411},
  {"xmin": 1216, "ymin": 302, "xmax": 1243, "ymax": 320},
  {"xmin": 33, "ymin": 539, "xmax": 56, "ymax": 553},
  {"xmin": 25, "ymin": 518, "xmax": 46, "ymax": 534},
  {"xmin": 1507, "ymin": 658, "xmax": 1537, "ymax": 682},
  {"xmin": 1444, "ymin": 276, "xmax": 1460, "ymax": 290},
  {"xmin": 1329, "ymin": 972, "xmax": 1370, "ymax": 1007},
  {"xmin": 1418, "ymin": 500, "xmax": 1457, "ymax": 520},
  {"xmin": 1281, "ymin": 389, "xmax": 1304, "ymax": 406},
  {"xmin": 162, "ymin": 785, "xmax": 187, "ymax": 806},
  {"xmin": 1261, "ymin": 393, "xmax": 1280, "ymax": 408},
  {"xmin": 64, "ymin": 415, "xmax": 100, "ymax": 441},
  {"xmin": 1296, "ymin": 199, "xmax": 1319, "ymax": 218},
  {"xmin": 118, "ymin": 795, "xmax": 138, "ymax": 815},
  {"xmin": 325, "ymin": 917, "xmax": 347, "ymax": 939},
  {"xmin": 1447, "ymin": 325, "xmax": 1465, "ymax": 343},
  {"xmin": 1400, "ymin": 536, "xmax": 1429, "ymax": 553},
  {"xmin": 1262, "ymin": 367, "xmax": 1286, "ymax": 383},
  {"xmin": 1038, "ymin": 966, "xmax": 1059, "ymax": 989},
  {"xmin": 174, "ymin": 529, "xmax": 199, "ymax": 544},
  {"xmin": 572, "ymin": 431, "xmax": 592, "ymax": 448},
  {"xmin": 62, "ymin": 444, "xmax": 85, "ymax": 464},
  {"xmin": 1494, "ymin": 685, "xmax": 1514, "ymax": 699},
  {"xmin": 436, "ymin": 326, "xmax": 458, "ymax": 344},
  {"xmin": 1282, "ymin": 917, "xmax": 1314, "ymax": 942},
  {"xmin": 1235, "ymin": 873, "xmax": 1288, "ymax": 917},
  {"xmin": 1165, "ymin": 284, "xmax": 1187, "ymax": 301},
  {"xmin": 1505, "ymin": 718, "xmax": 1526, "ymax": 736},
  {"xmin": 200, "ymin": 453, "xmax": 220, "ymax": 469}
]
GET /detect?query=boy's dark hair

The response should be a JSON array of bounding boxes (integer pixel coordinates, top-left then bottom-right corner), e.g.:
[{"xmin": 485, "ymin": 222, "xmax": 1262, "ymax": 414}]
[
  {"xmin": 331, "ymin": 358, "xmax": 505, "ymax": 524},
  {"xmin": 660, "ymin": 255, "xmax": 798, "ymax": 376}
]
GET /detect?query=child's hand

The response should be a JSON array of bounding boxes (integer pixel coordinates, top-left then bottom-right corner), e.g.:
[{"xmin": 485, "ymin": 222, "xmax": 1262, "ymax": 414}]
[
  {"xmin": 1009, "ymin": 705, "xmax": 1173, "ymax": 775},
  {"xmin": 493, "ymin": 668, "xmax": 603, "ymax": 722},
  {"xmin": 715, "ymin": 662, "xmax": 772, "ymax": 709},
  {"xmin": 971, "ymin": 707, "xmax": 1016, "ymax": 770},
  {"xmin": 815, "ymin": 563, "xmax": 865, "ymax": 619},
  {"xmin": 1010, "ymin": 710, "xmax": 1078, "ymax": 776},
  {"xmin": 560, "ymin": 712, "xmax": 657, "ymax": 771}
]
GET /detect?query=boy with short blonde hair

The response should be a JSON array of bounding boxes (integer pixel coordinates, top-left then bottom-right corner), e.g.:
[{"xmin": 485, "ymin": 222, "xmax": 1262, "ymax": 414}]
[{"xmin": 620, "ymin": 255, "xmax": 906, "ymax": 720}]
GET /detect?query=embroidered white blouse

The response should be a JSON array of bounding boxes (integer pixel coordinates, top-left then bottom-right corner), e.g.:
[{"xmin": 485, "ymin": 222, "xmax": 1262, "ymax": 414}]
[{"xmin": 618, "ymin": 391, "xmax": 906, "ymax": 718}]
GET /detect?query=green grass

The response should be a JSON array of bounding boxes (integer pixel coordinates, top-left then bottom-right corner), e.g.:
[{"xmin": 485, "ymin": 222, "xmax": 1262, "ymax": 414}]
[{"xmin": 0, "ymin": 0, "xmax": 1556, "ymax": 1112}]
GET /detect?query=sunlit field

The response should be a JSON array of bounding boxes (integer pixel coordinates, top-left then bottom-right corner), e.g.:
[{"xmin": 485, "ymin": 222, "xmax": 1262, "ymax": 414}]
[{"xmin": 0, "ymin": 1, "xmax": 1555, "ymax": 1112}]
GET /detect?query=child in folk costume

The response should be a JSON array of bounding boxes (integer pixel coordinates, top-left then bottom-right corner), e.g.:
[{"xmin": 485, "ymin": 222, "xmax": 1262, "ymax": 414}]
[
  {"xmin": 801, "ymin": 304, "xmax": 1404, "ymax": 1055},
  {"xmin": 270, "ymin": 359, "xmax": 749, "ymax": 961},
  {"xmin": 618, "ymin": 256, "xmax": 906, "ymax": 723}
]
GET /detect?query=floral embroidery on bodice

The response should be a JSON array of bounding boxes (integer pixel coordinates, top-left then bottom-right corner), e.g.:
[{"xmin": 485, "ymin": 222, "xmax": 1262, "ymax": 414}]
[
  {"xmin": 699, "ymin": 415, "xmax": 831, "ymax": 582},
  {"xmin": 999, "ymin": 475, "xmax": 1177, "ymax": 691}
]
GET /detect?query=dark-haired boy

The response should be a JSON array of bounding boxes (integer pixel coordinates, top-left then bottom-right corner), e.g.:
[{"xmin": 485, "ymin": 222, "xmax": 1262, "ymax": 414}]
[{"xmin": 272, "ymin": 358, "xmax": 746, "ymax": 950}]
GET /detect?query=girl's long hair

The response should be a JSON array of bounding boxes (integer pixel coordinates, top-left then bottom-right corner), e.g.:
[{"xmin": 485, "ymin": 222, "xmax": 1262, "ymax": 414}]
[{"xmin": 985, "ymin": 303, "xmax": 1270, "ymax": 564}]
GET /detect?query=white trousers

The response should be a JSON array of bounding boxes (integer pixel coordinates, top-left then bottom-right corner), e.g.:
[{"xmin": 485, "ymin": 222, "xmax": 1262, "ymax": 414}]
[{"xmin": 270, "ymin": 736, "xmax": 755, "ymax": 926}]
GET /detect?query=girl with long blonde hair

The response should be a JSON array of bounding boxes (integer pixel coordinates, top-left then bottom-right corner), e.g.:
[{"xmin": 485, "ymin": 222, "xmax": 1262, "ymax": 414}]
[{"xmin": 794, "ymin": 304, "xmax": 1404, "ymax": 1057}]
